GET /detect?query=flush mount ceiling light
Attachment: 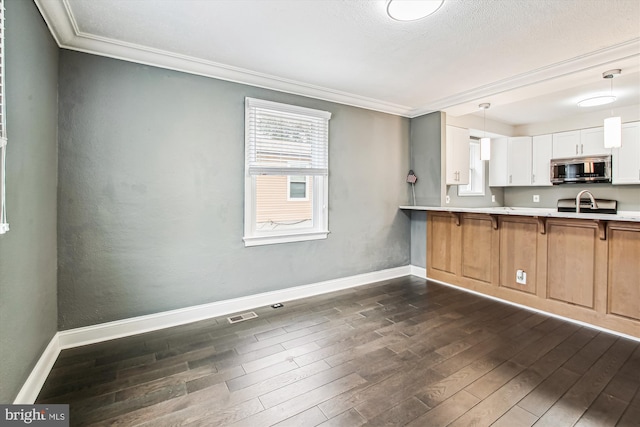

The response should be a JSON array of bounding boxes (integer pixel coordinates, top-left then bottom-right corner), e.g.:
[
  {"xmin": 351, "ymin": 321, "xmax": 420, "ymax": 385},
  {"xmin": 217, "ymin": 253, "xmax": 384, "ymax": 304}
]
[
  {"xmin": 577, "ymin": 96, "xmax": 616, "ymax": 107},
  {"xmin": 479, "ymin": 103, "xmax": 491, "ymax": 161},
  {"xmin": 577, "ymin": 69, "xmax": 621, "ymax": 108},
  {"xmin": 386, "ymin": 0, "xmax": 444, "ymax": 21}
]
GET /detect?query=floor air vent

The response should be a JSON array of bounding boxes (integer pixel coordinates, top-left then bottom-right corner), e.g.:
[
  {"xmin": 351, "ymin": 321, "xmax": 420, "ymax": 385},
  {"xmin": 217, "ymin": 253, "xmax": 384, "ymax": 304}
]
[{"xmin": 227, "ymin": 311, "xmax": 258, "ymax": 324}]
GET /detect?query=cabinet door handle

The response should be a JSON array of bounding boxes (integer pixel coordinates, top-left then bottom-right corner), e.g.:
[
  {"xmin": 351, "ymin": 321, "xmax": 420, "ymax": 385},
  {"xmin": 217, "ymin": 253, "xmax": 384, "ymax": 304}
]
[
  {"xmin": 575, "ymin": 144, "xmax": 578, "ymax": 155},
  {"xmin": 509, "ymin": 175, "xmax": 512, "ymax": 184},
  {"xmin": 532, "ymin": 174, "xmax": 535, "ymax": 183},
  {"xmin": 581, "ymin": 144, "xmax": 584, "ymax": 154}
]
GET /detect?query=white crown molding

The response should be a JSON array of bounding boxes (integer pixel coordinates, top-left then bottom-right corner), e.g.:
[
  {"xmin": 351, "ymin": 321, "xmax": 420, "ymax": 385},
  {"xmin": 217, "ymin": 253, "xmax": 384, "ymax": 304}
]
[
  {"xmin": 409, "ymin": 38, "xmax": 640, "ymax": 118},
  {"xmin": 34, "ymin": 1, "xmax": 640, "ymax": 119},
  {"xmin": 33, "ymin": 0, "xmax": 413, "ymax": 117}
]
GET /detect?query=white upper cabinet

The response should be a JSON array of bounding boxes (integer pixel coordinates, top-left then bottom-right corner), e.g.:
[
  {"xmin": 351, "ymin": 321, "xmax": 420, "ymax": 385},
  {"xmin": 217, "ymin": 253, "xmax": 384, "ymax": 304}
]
[
  {"xmin": 445, "ymin": 125, "xmax": 470, "ymax": 185},
  {"xmin": 612, "ymin": 122, "xmax": 640, "ymax": 185},
  {"xmin": 489, "ymin": 137, "xmax": 508, "ymax": 187},
  {"xmin": 532, "ymin": 134, "xmax": 553, "ymax": 186},
  {"xmin": 508, "ymin": 137, "xmax": 532, "ymax": 186},
  {"xmin": 580, "ymin": 127, "xmax": 610, "ymax": 156},
  {"xmin": 552, "ymin": 130, "xmax": 581, "ymax": 158},
  {"xmin": 553, "ymin": 128, "xmax": 611, "ymax": 158}
]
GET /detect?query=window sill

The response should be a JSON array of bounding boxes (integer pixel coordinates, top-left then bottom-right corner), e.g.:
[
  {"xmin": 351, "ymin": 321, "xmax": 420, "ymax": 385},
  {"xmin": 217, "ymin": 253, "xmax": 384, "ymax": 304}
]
[{"xmin": 243, "ymin": 230, "xmax": 329, "ymax": 247}]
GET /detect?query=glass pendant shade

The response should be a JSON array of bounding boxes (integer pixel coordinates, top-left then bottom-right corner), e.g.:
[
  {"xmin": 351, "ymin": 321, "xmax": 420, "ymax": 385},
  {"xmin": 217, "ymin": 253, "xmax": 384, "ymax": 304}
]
[
  {"xmin": 604, "ymin": 116, "xmax": 622, "ymax": 148},
  {"xmin": 480, "ymin": 137, "xmax": 491, "ymax": 160}
]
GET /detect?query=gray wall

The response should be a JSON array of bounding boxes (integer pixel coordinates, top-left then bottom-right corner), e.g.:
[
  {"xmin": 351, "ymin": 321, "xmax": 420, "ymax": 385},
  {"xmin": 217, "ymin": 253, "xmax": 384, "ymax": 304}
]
[
  {"xmin": 504, "ymin": 184, "xmax": 640, "ymax": 211},
  {"xmin": 57, "ymin": 51, "xmax": 410, "ymax": 329},
  {"xmin": 446, "ymin": 163, "xmax": 505, "ymax": 208},
  {"xmin": 0, "ymin": 0, "xmax": 59, "ymax": 403},
  {"xmin": 407, "ymin": 112, "xmax": 442, "ymax": 268}
]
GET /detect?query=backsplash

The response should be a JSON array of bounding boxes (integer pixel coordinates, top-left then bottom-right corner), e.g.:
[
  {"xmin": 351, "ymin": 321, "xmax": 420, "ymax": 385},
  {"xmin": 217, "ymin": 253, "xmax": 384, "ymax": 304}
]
[{"xmin": 504, "ymin": 183, "xmax": 640, "ymax": 211}]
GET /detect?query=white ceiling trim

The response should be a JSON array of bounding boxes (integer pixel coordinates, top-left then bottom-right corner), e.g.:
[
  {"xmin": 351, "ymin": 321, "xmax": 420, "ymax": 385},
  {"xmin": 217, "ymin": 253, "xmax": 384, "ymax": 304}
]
[
  {"xmin": 410, "ymin": 38, "xmax": 640, "ymax": 118},
  {"xmin": 34, "ymin": 0, "xmax": 639, "ymax": 119}
]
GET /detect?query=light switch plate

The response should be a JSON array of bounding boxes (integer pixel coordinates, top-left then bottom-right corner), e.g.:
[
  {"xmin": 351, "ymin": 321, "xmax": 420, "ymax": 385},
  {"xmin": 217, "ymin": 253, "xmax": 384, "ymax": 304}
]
[
  {"xmin": 516, "ymin": 269, "xmax": 527, "ymax": 285},
  {"xmin": 533, "ymin": 195, "xmax": 540, "ymax": 203},
  {"xmin": 446, "ymin": 195, "xmax": 450, "ymax": 204}
]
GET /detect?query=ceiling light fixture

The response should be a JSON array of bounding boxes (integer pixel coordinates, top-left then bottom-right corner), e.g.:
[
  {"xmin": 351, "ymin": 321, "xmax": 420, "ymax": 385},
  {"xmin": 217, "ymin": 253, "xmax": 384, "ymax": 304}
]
[
  {"xmin": 602, "ymin": 69, "xmax": 622, "ymax": 148},
  {"xmin": 479, "ymin": 103, "xmax": 491, "ymax": 161},
  {"xmin": 386, "ymin": 0, "xmax": 444, "ymax": 21},
  {"xmin": 577, "ymin": 68, "xmax": 620, "ymax": 108},
  {"xmin": 577, "ymin": 96, "xmax": 616, "ymax": 108}
]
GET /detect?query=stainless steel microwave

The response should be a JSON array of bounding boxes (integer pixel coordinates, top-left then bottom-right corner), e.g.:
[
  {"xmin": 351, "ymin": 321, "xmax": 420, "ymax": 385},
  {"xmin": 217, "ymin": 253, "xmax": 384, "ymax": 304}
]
[{"xmin": 550, "ymin": 155, "xmax": 612, "ymax": 184}]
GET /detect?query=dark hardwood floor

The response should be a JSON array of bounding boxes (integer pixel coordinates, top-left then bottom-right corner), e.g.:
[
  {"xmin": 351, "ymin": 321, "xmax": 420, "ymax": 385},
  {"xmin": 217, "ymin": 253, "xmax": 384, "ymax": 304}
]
[{"xmin": 36, "ymin": 276, "xmax": 640, "ymax": 426}]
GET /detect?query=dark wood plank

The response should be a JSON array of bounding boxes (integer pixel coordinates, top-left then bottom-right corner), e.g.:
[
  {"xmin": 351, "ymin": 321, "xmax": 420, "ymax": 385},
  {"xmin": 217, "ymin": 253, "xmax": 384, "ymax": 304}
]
[{"xmin": 33, "ymin": 278, "xmax": 640, "ymax": 427}]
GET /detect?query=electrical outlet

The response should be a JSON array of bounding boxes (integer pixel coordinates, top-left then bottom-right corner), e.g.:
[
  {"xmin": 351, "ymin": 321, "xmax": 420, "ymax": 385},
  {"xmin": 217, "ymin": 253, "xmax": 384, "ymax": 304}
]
[
  {"xmin": 491, "ymin": 195, "xmax": 496, "ymax": 203},
  {"xmin": 446, "ymin": 195, "xmax": 450, "ymax": 204},
  {"xmin": 533, "ymin": 195, "xmax": 540, "ymax": 203},
  {"xmin": 516, "ymin": 270, "xmax": 527, "ymax": 285}
]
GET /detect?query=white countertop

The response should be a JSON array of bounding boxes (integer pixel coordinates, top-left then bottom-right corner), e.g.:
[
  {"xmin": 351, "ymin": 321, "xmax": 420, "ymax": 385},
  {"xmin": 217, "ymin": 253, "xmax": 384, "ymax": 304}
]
[{"xmin": 399, "ymin": 205, "xmax": 640, "ymax": 223}]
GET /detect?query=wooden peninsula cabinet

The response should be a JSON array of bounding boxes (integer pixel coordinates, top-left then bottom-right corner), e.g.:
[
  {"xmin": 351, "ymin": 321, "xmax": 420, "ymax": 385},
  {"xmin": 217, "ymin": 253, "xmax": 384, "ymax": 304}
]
[{"xmin": 425, "ymin": 210, "xmax": 640, "ymax": 338}]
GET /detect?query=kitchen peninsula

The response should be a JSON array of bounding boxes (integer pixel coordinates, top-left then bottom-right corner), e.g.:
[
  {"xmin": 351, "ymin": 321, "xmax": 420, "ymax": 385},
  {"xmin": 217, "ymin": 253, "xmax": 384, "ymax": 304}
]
[{"xmin": 401, "ymin": 205, "xmax": 640, "ymax": 339}]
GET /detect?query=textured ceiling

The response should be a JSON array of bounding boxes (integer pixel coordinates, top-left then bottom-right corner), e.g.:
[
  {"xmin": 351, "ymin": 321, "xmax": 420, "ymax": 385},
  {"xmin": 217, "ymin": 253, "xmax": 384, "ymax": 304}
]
[{"xmin": 35, "ymin": 0, "xmax": 640, "ymax": 124}]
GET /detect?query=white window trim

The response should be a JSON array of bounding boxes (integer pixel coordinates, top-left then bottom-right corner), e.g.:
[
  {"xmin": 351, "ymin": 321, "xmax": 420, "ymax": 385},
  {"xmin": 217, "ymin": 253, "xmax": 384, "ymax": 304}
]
[
  {"xmin": 243, "ymin": 98, "xmax": 330, "ymax": 247},
  {"xmin": 0, "ymin": 0, "xmax": 8, "ymax": 235},
  {"xmin": 286, "ymin": 175, "xmax": 310, "ymax": 201},
  {"xmin": 458, "ymin": 140, "xmax": 485, "ymax": 197}
]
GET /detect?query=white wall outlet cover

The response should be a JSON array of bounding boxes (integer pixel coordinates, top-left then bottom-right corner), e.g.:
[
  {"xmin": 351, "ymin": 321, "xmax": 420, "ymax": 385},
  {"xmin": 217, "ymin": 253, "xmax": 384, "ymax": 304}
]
[
  {"xmin": 491, "ymin": 195, "xmax": 496, "ymax": 203},
  {"xmin": 446, "ymin": 195, "xmax": 450, "ymax": 204},
  {"xmin": 533, "ymin": 195, "xmax": 540, "ymax": 203},
  {"xmin": 516, "ymin": 269, "xmax": 527, "ymax": 285}
]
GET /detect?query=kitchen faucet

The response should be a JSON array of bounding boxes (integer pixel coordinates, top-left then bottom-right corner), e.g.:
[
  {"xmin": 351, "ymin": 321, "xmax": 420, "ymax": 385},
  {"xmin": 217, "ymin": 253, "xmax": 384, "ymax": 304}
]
[{"xmin": 576, "ymin": 190, "xmax": 598, "ymax": 213}]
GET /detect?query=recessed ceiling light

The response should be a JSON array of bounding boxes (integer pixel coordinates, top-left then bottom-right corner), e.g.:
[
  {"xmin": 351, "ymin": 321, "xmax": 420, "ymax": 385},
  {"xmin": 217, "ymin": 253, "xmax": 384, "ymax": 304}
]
[
  {"xmin": 577, "ymin": 95, "xmax": 616, "ymax": 108},
  {"xmin": 387, "ymin": 0, "xmax": 444, "ymax": 21}
]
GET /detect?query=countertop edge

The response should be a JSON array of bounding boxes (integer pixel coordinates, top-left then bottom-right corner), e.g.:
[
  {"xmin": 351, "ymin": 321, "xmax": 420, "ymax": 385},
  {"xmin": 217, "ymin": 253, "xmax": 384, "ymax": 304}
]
[{"xmin": 399, "ymin": 205, "xmax": 640, "ymax": 223}]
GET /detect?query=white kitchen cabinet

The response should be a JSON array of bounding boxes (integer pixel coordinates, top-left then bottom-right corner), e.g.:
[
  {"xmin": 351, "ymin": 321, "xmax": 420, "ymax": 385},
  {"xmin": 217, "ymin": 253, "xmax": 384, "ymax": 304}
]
[
  {"xmin": 612, "ymin": 122, "xmax": 640, "ymax": 185},
  {"xmin": 446, "ymin": 125, "xmax": 470, "ymax": 185},
  {"xmin": 489, "ymin": 137, "xmax": 508, "ymax": 186},
  {"xmin": 553, "ymin": 128, "xmax": 611, "ymax": 158},
  {"xmin": 580, "ymin": 127, "xmax": 610, "ymax": 156},
  {"xmin": 507, "ymin": 137, "xmax": 532, "ymax": 186},
  {"xmin": 532, "ymin": 134, "xmax": 553, "ymax": 186},
  {"xmin": 552, "ymin": 130, "xmax": 581, "ymax": 158}
]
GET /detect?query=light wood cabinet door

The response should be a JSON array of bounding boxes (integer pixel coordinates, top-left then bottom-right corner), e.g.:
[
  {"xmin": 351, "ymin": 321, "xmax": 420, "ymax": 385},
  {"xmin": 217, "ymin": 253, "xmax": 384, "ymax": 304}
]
[
  {"xmin": 608, "ymin": 222, "xmax": 640, "ymax": 321},
  {"xmin": 461, "ymin": 214, "xmax": 497, "ymax": 284},
  {"xmin": 499, "ymin": 217, "xmax": 538, "ymax": 294},
  {"xmin": 546, "ymin": 220, "xmax": 600, "ymax": 308},
  {"xmin": 428, "ymin": 212, "xmax": 460, "ymax": 276}
]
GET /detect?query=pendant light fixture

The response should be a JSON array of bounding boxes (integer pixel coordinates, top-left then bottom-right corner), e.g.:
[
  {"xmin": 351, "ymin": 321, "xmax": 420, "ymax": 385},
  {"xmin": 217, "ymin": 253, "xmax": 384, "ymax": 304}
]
[
  {"xmin": 386, "ymin": 0, "xmax": 444, "ymax": 21},
  {"xmin": 479, "ymin": 103, "xmax": 491, "ymax": 160},
  {"xmin": 602, "ymin": 69, "xmax": 622, "ymax": 148}
]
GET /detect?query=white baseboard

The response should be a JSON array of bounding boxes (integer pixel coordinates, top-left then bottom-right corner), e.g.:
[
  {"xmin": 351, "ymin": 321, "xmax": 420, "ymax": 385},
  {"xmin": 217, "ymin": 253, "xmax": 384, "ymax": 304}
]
[
  {"xmin": 410, "ymin": 265, "xmax": 427, "ymax": 279},
  {"xmin": 13, "ymin": 333, "xmax": 61, "ymax": 404},
  {"xmin": 57, "ymin": 265, "xmax": 412, "ymax": 349},
  {"xmin": 425, "ymin": 275, "xmax": 640, "ymax": 343},
  {"xmin": 16, "ymin": 265, "xmax": 412, "ymax": 403}
]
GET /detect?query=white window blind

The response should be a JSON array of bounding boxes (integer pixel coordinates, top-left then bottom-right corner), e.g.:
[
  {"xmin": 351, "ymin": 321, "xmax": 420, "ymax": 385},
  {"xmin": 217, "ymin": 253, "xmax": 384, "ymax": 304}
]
[
  {"xmin": 245, "ymin": 97, "xmax": 330, "ymax": 176},
  {"xmin": 0, "ymin": 0, "xmax": 8, "ymax": 235}
]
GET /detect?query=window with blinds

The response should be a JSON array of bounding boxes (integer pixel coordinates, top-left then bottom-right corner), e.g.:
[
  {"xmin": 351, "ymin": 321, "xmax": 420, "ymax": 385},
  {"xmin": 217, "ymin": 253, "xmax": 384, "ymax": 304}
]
[
  {"xmin": 0, "ymin": 0, "xmax": 8, "ymax": 235},
  {"xmin": 244, "ymin": 97, "xmax": 331, "ymax": 247}
]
